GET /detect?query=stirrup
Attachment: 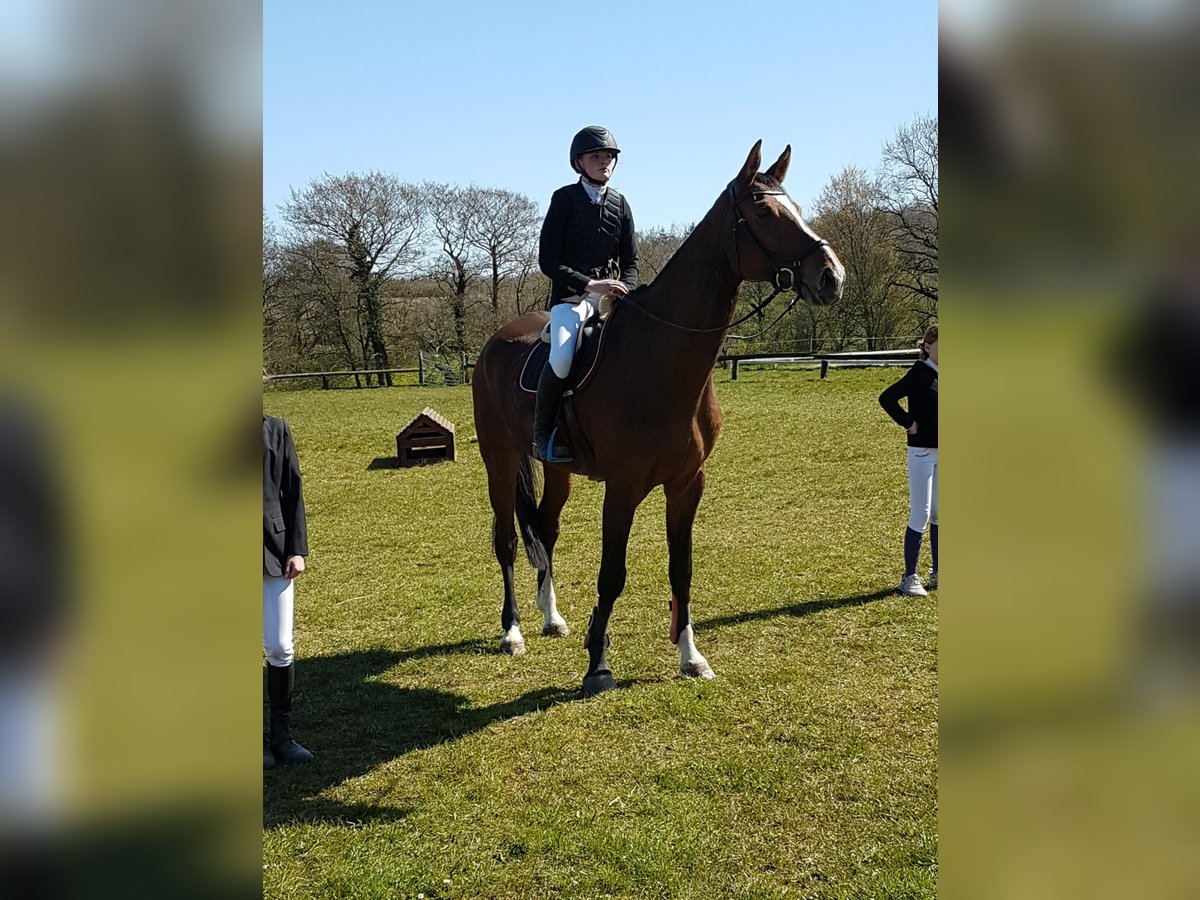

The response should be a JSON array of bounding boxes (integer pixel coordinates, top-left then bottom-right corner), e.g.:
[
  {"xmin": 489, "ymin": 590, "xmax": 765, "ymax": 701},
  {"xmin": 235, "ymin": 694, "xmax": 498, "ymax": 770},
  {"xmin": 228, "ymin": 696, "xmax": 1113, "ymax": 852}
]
[{"xmin": 534, "ymin": 427, "xmax": 573, "ymax": 463}]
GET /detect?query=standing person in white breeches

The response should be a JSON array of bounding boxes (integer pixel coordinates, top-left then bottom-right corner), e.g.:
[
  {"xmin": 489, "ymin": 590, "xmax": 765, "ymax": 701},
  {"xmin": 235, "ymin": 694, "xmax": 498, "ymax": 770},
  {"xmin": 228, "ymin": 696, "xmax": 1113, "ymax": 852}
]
[
  {"xmin": 0, "ymin": 403, "xmax": 66, "ymax": 845},
  {"xmin": 533, "ymin": 125, "xmax": 640, "ymax": 463},
  {"xmin": 263, "ymin": 414, "xmax": 313, "ymax": 767},
  {"xmin": 879, "ymin": 325, "xmax": 939, "ymax": 597}
]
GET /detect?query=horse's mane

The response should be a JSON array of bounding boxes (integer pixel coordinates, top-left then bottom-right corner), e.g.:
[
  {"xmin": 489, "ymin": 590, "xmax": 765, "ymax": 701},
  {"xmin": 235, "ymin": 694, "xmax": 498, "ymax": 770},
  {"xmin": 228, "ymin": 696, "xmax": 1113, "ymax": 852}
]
[{"xmin": 630, "ymin": 172, "xmax": 788, "ymax": 305}]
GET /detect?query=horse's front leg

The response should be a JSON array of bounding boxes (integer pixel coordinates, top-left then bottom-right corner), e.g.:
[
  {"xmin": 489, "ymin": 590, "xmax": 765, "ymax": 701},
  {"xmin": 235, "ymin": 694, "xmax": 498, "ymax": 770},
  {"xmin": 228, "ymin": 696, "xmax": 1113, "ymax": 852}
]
[
  {"xmin": 581, "ymin": 484, "xmax": 645, "ymax": 696},
  {"xmin": 665, "ymin": 468, "xmax": 714, "ymax": 679}
]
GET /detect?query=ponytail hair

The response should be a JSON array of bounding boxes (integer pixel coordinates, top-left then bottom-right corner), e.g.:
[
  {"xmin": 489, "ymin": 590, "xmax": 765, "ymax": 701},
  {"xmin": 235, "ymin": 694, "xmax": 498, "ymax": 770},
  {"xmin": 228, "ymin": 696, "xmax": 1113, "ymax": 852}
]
[{"xmin": 918, "ymin": 324, "xmax": 938, "ymax": 360}]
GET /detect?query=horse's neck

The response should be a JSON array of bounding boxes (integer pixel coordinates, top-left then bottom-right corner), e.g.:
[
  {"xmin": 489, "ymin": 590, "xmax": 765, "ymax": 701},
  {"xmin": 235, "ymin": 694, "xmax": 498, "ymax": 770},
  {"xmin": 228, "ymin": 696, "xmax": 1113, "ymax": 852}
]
[
  {"xmin": 619, "ymin": 197, "xmax": 741, "ymax": 394},
  {"xmin": 650, "ymin": 197, "xmax": 741, "ymax": 332}
]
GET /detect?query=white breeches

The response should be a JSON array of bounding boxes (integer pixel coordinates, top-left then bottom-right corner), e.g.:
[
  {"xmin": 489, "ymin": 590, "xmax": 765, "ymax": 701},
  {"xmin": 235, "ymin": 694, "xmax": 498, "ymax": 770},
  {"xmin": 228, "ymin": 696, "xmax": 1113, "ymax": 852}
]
[
  {"xmin": 1150, "ymin": 440, "xmax": 1200, "ymax": 596},
  {"xmin": 263, "ymin": 576, "xmax": 295, "ymax": 668},
  {"xmin": 907, "ymin": 447, "xmax": 939, "ymax": 532},
  {"xmin": 0, "ymin": 667, "xmax": 60, "ymax": 829},
  {"xmin": 548, "ymin": 295, "xmax": 600, "ymax": 379}
]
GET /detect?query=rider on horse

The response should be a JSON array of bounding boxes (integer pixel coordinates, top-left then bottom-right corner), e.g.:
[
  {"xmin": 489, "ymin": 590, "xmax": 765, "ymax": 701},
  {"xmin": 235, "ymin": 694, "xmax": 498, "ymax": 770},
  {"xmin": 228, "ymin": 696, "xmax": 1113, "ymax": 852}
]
[{"xmin": 532, "ymin": 125, "xmax": 639, "ymax": 463}]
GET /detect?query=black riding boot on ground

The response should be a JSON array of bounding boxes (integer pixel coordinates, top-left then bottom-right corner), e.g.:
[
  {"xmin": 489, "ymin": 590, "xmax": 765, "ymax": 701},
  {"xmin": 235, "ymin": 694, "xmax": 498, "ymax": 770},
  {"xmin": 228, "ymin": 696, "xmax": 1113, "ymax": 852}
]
[
  {"xmin": 266, "ymin": 662, "xmax": 314, "ymax": 765},
  {"xmin": 531, "ymin": 365, "xmax": 573, "ymax": 463}
]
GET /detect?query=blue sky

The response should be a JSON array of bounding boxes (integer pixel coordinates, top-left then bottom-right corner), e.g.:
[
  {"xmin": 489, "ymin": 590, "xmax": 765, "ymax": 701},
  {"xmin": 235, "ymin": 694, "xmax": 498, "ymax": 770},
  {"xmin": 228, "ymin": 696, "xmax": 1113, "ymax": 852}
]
[{"xmin": 265, "ymin": 0, "xmax": 937, "ymax": 231}]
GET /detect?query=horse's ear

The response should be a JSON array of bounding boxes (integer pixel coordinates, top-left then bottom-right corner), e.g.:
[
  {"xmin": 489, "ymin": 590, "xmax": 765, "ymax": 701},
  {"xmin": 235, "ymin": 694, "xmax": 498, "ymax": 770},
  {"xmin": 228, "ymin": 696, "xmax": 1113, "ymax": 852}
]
[
  {"xmin": 765, "ymin": 145, "xmax": 791, "ymax": 184},
  {"xmin": 736, "ymin": 140, "xmax": 763, "ymax": 184}
]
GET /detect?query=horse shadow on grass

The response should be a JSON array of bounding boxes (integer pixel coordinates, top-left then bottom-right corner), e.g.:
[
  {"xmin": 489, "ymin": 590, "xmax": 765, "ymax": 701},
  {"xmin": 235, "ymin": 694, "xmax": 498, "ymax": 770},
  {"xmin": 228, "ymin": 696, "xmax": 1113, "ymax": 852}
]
[
  {"xmin": 263, "ymin": 639, "xmax": 585, "ymax": 829},
  {"xmin": 695, "ymin": 586, "xmax": 898, "ymax": 632}
]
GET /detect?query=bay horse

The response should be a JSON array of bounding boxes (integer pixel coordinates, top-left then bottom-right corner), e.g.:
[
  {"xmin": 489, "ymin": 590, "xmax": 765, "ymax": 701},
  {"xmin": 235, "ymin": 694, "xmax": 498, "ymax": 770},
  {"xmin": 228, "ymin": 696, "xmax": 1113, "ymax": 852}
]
[{"xmin": 471, "ymin": 141, "xmax": 844, "ymax": 696}]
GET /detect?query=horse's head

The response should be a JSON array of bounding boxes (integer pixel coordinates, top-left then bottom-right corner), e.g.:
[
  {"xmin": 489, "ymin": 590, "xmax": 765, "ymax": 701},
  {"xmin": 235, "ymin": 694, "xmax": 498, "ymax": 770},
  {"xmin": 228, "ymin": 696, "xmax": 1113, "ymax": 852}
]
[{"xmin": 727, "ymin": 140, "xmax": 844, "ymax": 305}]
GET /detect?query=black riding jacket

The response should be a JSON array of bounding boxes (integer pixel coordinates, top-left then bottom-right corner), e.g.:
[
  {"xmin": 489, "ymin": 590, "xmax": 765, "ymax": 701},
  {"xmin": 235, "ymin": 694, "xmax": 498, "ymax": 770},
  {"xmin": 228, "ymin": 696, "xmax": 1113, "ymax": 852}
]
[
  {"xmin": 879, "ymin": 359, "xmax": 939, "ymax": 448},
  {"xmin": 539, "ymin": 182, "xmax": 639, "ymax": 307}
]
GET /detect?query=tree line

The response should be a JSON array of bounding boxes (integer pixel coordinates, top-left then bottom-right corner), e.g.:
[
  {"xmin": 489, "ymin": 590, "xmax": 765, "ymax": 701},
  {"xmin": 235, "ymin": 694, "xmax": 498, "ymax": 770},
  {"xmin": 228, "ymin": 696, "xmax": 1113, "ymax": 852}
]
[{"xmin": 263, "ymin": 115, "xmax": 936, "ymax": 382}]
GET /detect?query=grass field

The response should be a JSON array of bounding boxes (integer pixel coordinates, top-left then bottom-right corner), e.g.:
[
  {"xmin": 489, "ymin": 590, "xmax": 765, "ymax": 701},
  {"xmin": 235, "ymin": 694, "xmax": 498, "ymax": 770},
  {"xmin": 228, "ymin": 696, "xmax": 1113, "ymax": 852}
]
[{"xmin": 262, "ymin": 366, "xmax": 937, "ymax": 900}]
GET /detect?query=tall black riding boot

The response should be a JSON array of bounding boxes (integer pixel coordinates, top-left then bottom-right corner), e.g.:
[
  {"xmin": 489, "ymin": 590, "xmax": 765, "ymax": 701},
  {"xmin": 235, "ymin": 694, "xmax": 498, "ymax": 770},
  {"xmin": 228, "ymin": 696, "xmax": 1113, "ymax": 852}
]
[
  {"xmin": 266, "ymin": 663, "xmax": 313, "ymax": 765},
  {"xmin": 531, "ymin": 365, "xmax": 572, "ymax": 462}
]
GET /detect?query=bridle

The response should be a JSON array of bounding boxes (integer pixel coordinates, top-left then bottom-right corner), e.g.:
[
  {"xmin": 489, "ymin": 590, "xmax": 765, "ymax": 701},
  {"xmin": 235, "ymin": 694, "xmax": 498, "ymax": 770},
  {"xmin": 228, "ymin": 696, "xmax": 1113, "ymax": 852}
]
[
  {"xmin": 725, "ymin": 181, "xmax": 830, "ymax": 294},
  {"xmin": 621, "ymin": 180, "xmax": 830, "ymax": 337}
]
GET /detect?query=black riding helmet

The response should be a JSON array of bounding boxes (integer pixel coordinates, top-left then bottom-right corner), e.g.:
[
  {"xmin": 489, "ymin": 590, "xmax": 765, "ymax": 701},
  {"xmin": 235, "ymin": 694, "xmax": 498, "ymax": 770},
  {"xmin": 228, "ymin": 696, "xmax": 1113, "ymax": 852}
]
[{"xmin": 570, "ymin": 126, "xmax": 620, "ymax": 173}]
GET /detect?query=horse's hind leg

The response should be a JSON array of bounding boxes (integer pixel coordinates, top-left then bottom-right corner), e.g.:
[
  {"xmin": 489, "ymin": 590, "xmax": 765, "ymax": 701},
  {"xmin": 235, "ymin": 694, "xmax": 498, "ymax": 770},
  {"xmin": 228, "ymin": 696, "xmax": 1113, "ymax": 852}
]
[
  {"xmin": 665, "ymin": 468, "xmax": 715, "ymax": 679},
  {"xmin": 485, "ymin": 452, "xmax": 525, "ymax": 655},
  {"xmin": 535, "ymin": 466, "xmax": 572, "ymax": 637}
]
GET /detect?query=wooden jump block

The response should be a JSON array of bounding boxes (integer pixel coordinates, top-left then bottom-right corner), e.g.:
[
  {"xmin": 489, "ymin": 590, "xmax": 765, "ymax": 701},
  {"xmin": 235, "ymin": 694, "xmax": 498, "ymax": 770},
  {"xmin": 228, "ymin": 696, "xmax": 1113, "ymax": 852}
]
[{"xmin": 396, "ymin": 407, "xmax": 456, "ymax": 467}]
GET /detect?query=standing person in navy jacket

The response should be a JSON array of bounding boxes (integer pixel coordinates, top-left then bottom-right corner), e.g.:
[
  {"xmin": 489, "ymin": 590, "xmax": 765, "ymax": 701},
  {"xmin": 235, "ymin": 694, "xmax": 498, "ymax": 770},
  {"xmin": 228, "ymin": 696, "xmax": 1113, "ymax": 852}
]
[
  {"xmin": 879, "ymin": 326, "xmax": 939, "ymax": 596},
  {"xmin": 532, "ymin": 125, "xmax": 639, "ymax": 463},
  {"xmin": 263, "ymin": 415, "xmax": 313, "ymax": 767}
]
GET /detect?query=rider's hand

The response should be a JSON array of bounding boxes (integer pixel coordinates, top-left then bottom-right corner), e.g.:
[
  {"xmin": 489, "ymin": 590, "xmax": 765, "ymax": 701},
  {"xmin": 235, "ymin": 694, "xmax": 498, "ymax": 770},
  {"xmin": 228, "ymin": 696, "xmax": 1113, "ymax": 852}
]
[
  {"xmin": 586, "ymin": 279, "xmax": 629, "ymax": 299},
  {"xmin": 284, "ymin": 555, "xmax": 306, "ymax": 578}
]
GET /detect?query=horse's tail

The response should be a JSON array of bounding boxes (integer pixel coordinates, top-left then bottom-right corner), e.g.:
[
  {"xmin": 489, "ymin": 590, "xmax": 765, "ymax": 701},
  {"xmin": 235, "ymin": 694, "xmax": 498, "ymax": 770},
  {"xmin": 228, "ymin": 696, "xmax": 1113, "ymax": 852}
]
[{"xmin": 514, "ymin": 454, "xmax": 548, "ymax": 571}]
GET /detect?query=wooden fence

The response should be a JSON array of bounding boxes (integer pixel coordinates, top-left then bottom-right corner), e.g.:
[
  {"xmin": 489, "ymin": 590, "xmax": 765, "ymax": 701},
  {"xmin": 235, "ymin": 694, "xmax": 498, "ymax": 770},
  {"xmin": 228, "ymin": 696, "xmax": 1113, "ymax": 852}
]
[
  {"xmin": 719, "ymin": 349, "xmax": 920, "ymax": 380},
  {"xmin": 265, "ymin": 349, "xmax": 920, "ymax": 390},
  {"xmin": 264, "ymin": 351, "xmax": 472, "ymax": 389}
]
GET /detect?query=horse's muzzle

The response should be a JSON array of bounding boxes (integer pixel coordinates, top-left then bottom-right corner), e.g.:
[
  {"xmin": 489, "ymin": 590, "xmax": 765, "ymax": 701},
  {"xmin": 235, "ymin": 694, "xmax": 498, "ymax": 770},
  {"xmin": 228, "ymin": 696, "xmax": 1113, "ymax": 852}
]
[
  {"xmin": 808, "ymin": 271, "xmax": 839, "ymax": 305},
  {"xmin": 814, "ymin": 258, "xmax": 844, "ymax": 305}
]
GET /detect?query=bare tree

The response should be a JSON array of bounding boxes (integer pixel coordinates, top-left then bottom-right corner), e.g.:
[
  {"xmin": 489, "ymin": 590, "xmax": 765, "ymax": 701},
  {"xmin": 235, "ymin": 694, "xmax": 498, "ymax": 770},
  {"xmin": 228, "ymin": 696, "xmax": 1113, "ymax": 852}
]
[
  {"xmin": 637, "ymin": 225, "xmax": 691, "ymax": 283},
  {"xmin": 509, "ymin": 239, "xmax": 546, "ymax": 316},
  {"xmin": 281, "ymin": 171, "xmax": 424, "ymax": 385},
  {"xmin": 880, "ymin": 114, "xmax": 938, "ymax": 324},
  {"xmin": 424, "ymin": 182, "xmax": 483, "ymax": 356},
  {"xmin": 263, "ymin": 210, "xmax": 284, "ymax": 316},
  {"xmin": 812, "ymin": 167, "xmax": 909, "ymax": 350},
  {"xmin": 264, "ymin": 209, "xmax": 357, "ymax": 375},
  {"xmin": 801, "ymin": 301, "xmax": 840, "ymax": 353},
  {"xmin": 263, "ymin": 211, "xmax": 287, "ymax": 370},
  {"xmin": 282, "ymin": 237, "xmax": 362, "ymax": 371},
  {"xmin": 465, "ymin": 187, "xmax": 540, "ymax": 327}
]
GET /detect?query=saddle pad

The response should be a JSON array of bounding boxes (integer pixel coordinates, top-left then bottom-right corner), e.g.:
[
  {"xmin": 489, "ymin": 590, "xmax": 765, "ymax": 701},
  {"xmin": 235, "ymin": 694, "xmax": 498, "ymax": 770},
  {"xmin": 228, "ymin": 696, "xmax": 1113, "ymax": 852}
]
[
  {"xmin": 519, "ymin": 319, "xmax": 607, "ymax": 394},
  {"xmin": 519, "ymin": 341, "xmax": 552, "ymax": 392}
]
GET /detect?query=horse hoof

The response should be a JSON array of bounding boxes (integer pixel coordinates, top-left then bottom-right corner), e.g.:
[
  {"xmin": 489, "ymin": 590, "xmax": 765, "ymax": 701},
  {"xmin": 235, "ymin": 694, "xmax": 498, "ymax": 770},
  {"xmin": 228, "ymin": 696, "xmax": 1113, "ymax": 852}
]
[
  {"xmin": 542, "ymin": 620, "xmax": 570, "ymax": 638},
  {"xmin": 499, "ymin": 636, "xmax": 526, "ymax": 656},
  {"xmin": 680, "ymin": 661, "xmax": 716, "ymax": 680},
  {"xmin": 580, "ymin": 671, "xmax": 616, "ymax": 697}
]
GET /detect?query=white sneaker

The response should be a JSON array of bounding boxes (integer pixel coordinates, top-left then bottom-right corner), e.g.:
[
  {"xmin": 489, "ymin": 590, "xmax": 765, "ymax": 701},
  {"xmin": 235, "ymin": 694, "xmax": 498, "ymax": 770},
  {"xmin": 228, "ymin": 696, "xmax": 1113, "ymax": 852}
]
[
  {"xmin": 927, "ymin": 570, "xmax": 938, "ymax": 590},
  {"xmin": 899, "ymin": 573, "xmax": 929, "ymax": 597}
]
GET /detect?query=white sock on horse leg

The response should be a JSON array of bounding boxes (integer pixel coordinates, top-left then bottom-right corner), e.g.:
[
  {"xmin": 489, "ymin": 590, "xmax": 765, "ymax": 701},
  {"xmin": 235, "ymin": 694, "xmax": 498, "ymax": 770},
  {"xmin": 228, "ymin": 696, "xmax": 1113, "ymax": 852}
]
[
  {"xmin": 500, "ymin": 623, "xmax": 526, "ymax": 656},
  {"xmin": 537, "ymin": 573, "xmax": 570, "ymax": 636},
  {"xmin": 677, "ymin": 624, "xmax": 715, "ymax": 679}
]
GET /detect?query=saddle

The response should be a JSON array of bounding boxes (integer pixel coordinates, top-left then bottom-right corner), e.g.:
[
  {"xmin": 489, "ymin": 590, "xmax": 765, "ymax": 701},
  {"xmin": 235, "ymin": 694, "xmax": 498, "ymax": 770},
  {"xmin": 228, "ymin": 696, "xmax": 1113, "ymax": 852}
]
[
  {"xmin": 520, "ymin": 309, "xmax": 613, "ymax": 478},
  {"xmin": 519, "ymin": 310, "xmax": 607, "ymax": 394}
]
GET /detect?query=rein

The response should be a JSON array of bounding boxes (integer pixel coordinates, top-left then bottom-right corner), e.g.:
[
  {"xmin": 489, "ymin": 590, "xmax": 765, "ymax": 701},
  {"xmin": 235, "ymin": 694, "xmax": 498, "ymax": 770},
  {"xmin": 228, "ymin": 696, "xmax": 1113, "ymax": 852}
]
[
  {"xmin": 621, "ymin": 283, "xmax": 787, "ymax": 335},
  {"xmin": 620, "ymin": 180, "xmax": 828, "ymax": 336}
]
